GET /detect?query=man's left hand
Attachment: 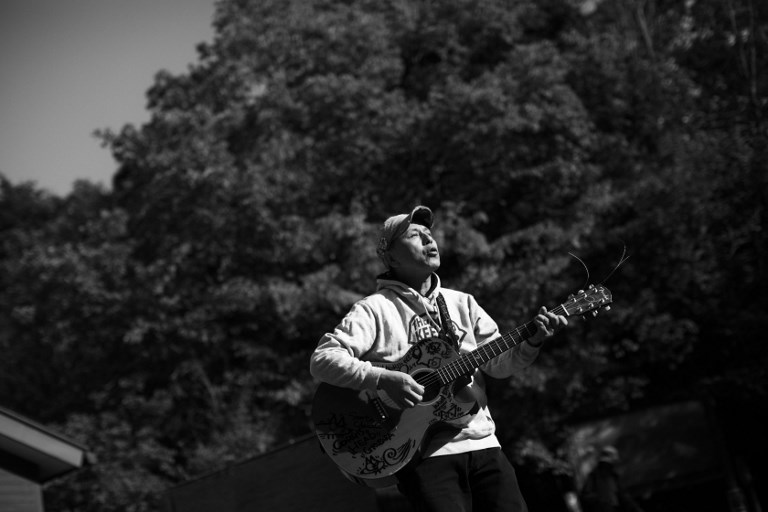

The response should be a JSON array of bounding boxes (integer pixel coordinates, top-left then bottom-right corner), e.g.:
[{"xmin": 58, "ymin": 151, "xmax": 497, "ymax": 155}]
[{"xmin": 529, "ymin": 306, "xmax": 568, "ymax": 347}]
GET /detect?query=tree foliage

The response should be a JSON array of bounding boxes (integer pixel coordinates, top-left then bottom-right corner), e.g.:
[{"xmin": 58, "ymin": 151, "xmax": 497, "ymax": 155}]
[{"xmin": 1, "ymin": 0, "xmax": 766, "ymax": 509}]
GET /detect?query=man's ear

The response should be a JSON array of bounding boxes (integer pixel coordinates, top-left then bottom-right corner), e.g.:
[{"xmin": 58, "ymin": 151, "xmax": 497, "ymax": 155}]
[{"xmin": 381, "ymin": 250, "xmax": 400, "ymax": 269}]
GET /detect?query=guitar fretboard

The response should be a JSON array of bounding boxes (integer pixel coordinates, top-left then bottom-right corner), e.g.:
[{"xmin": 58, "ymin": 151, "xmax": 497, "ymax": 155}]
[{"xmin": 434, "ymin": 304, "xmax": 568, "ymax": 385}]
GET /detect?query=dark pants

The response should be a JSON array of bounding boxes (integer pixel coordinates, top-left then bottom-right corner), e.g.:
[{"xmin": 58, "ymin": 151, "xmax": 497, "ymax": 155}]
[{"xmin": 396, "ymin": 448, "xmax": 528, "ymax": 512}]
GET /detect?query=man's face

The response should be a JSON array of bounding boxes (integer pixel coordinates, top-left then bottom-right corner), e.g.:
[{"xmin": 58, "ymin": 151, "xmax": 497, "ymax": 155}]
[{"xmin": 388, "ymin": 223, "xmax": 440, "ymax": 275}]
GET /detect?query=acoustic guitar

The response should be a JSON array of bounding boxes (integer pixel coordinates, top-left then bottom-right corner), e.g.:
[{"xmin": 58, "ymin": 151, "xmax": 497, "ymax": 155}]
[{"xmin": 312, "ymin": 284, "xmax": 612, "ymax": 487}]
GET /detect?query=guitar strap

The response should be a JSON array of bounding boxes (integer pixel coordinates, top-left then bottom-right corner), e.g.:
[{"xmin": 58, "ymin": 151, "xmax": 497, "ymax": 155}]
[
  {"xmin": 436, "ymin": 294, "xmax": 479, "ymax": 414},
  {"xmin": 436, "ymin": 293, "xmax": 460, "ymax": 350}
]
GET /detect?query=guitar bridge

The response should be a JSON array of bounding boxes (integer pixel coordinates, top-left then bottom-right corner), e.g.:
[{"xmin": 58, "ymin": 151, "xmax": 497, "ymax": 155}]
[{"xmin": 369, "ymin": 394, "xmax": 389, "ymax": 423}]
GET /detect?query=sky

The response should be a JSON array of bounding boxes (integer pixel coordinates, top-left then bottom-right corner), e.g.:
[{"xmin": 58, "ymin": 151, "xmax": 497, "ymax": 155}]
[{"xmin": 0, "ymin": 0, "xmax": 218, "ymax": 196}]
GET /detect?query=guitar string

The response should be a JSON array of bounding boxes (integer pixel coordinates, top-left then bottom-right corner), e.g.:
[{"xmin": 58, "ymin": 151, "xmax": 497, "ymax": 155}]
[
  {"xmin": 599, "ymin": 243, "xmax": 630, "ymax": 284},
  {"xmin": 568, "ymin": 251, "xmax": 591, "ymax": 292},
  {"xmin": 417, "ymin": 303, "xmax": 573, "ymax": 388}
]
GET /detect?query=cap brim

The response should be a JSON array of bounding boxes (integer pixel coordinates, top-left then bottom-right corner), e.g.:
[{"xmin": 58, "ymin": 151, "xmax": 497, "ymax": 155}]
[{"xmin": 407, "ymin": 206, "xmax": 433, "ymax": 228}]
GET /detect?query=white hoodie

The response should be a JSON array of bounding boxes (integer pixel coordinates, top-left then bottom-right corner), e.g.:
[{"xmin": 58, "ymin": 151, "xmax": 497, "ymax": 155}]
[{"xmin": 309, "ymin": 274, "xmax": 541, "ymax": 457}]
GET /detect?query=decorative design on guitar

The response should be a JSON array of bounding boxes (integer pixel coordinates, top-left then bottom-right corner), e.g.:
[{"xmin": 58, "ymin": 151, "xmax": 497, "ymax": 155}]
[
  {"xmin": 315, "ymin": 411, "xmax": 394, "ymax": 456},
  {"xmin": 358, "ymin": 440, "xmax": 416, "ymax": 476},
  {"xmin": 378, "ymin": 339, "xmax": 451, "ymax": 376},
  {"xmin": 432, "ymin": 392, "xmax": 471, "ymax": 423},
  {"xmin": 424, "ymin": 339, "xmax": 450, "ymax": 368}
]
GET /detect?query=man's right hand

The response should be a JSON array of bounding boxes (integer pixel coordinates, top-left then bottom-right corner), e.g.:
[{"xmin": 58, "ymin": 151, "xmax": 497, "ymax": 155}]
[{"xmin": 377, "ymin": 369, "xmax": 424, "ymax": 409}]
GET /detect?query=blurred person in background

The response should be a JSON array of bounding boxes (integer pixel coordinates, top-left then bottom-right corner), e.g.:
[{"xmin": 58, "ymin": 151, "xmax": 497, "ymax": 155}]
[{"xmin": 579, "ymin": 446, "xmax": 644, "ymax": 512}]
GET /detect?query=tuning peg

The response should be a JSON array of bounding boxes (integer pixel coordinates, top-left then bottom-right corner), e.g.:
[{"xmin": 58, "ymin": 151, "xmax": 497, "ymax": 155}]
[{"xmin": 604, "ymin": 306, "xmax": 611, "ymax": 312}]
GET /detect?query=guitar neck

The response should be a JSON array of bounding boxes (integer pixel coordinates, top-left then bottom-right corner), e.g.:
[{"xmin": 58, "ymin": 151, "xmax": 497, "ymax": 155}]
[{"xmin": 435, "ymin": 303, "xmax": 567, "ymax": 386}]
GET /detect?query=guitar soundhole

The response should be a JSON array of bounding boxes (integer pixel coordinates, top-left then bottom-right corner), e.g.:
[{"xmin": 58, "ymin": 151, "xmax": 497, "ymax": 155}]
[{"xmin": 412, "ymin": 369, "xmax": 442, "ymax": 404}]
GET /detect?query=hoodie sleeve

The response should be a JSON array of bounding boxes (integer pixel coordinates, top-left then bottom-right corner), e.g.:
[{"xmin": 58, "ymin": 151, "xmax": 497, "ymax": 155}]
[
  {"xmin": 309, "ymin": 301, "xmax": 386, "ymax": 391},
  {"xmin": 469, "ymin": 295, "xmax": 540, "ymax": 379}
]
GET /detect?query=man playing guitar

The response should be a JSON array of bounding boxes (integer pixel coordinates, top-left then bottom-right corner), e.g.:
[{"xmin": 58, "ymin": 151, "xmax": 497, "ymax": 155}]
[{"xmin": 310, "ymin": 205, "xmax": 570, "ymax": 512}]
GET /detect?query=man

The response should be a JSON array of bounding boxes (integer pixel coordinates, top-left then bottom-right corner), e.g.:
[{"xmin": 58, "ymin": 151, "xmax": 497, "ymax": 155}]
[
  {"xmin": 579, "ymin": 446, "xmax": 644, "ymax": 512},
  {"xmin": 310, "ymin": 206, "xmax": 569, "ymax": 512}
]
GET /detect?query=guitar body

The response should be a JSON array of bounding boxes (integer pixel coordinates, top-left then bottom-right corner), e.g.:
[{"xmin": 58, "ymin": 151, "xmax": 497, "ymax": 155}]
[{"xmin": 312, "ymin": 337, "xmax": 477, "ymax": 487}]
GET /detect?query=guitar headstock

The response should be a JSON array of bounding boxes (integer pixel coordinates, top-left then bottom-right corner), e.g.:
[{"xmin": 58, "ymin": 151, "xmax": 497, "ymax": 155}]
[{"xmin": 562, "ymin": 284, "xmax": 612, "ymax": 317}]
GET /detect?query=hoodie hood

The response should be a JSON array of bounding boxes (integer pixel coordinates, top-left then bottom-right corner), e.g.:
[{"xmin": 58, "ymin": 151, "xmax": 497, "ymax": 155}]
[
  {"xmin": 375, "ymin": 272, "xmax": 441, "ymax": 299},
  {"xmin": 375, "ymin": 273, "xmax": 443, "ymax": 332}
]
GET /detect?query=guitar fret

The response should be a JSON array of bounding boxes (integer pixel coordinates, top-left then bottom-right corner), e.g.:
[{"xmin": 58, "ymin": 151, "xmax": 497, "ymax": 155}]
[{"xmin": 525, "ymin": 323, "xmax": 535, "ymax": 338}]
